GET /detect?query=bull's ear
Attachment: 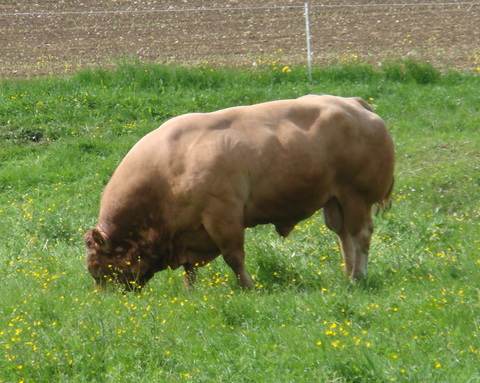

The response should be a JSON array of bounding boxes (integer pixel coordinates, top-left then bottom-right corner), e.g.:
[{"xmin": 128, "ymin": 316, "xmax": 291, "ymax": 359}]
[{"xmin": 92, "ymin": 227, "xmax": 111, "ymax": 251}]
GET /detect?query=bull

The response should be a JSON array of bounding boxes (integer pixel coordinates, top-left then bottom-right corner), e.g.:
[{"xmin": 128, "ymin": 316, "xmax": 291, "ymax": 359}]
[{"xmin": 84, "ymin": 95, "xmax": 394, "ymax": 290}]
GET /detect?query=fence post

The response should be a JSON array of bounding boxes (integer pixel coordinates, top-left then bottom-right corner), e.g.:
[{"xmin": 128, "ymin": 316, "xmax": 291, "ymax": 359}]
[{"xmin": 305, "ymin": 2, "xmax": 313, "ymax": 82}]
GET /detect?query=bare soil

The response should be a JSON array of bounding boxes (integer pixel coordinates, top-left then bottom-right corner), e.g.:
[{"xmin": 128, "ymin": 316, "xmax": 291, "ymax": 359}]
[{"xmin": 1, "ymin": 0, "xmax": 479, "ymax": 77}]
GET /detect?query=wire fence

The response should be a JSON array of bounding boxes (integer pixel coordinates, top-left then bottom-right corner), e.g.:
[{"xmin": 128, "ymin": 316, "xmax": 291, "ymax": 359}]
[{"xmin": 1, "ymin": 1, "xmax": 479, "ymax": 76}]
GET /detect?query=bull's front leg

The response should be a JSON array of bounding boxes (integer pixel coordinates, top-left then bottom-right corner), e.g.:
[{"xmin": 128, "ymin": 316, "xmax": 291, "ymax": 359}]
[
  {"xmin": 202, "ymin": 206, "xmax": 255, "ymax": 290},
  {"xmin": 183, "ymin": 263, "xmax": 198, "ymax": 289},
  {"xmin": 223, "ymin": 250, "xmax": 255, "ymax": 290}
]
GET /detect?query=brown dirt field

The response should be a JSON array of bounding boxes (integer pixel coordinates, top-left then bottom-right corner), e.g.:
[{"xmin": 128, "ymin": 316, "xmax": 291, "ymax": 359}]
[{"xmin": 1, "ymin": 0, "xmax": 479, "ymax": 77}]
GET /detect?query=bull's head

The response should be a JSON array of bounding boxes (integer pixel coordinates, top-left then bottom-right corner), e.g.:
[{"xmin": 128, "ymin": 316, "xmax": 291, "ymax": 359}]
[{"xmin": 84, "ymin": 228, "xmax": 156, "ymax": 291}]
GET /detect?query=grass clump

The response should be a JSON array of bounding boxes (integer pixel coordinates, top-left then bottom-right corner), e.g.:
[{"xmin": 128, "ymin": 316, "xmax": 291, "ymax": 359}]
[{"xmin": 382, "ymin": 58, "xmax": 442, "ymax": 84}]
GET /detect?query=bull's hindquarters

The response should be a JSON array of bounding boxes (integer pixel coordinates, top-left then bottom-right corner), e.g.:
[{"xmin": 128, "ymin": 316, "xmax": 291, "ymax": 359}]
[{"xmin": 324, "ymin": 196, "xmax": 374, "ymax": 280}]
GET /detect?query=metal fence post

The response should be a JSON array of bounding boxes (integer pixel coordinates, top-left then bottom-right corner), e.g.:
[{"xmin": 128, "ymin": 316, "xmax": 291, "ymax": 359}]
[{"xmin": 305, "ymin": 2, "xmax": 313, "ymax": 82}]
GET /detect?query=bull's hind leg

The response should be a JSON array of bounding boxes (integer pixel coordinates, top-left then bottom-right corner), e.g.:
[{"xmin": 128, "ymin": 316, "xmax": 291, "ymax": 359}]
[{"xmin": 324, "ymin": 196, "xmax": 374, "ymax": 280}]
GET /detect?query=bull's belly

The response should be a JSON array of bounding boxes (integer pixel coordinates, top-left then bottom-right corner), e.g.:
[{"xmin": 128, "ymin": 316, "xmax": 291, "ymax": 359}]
[
  {"xmin": 243, "ymin": 191, "xmax": 329, "ymax": 236},
  {"xmin": 171, "ymin": 226, "xmax": 221, "ymax": 267},
  {"xmin": 184, "ymin": 250, "xmax": 221, "ymax": 267}
]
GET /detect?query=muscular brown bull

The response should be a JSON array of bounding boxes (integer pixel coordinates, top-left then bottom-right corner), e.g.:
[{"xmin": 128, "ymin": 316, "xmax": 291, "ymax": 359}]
[{"xmin": 84, "ymin": 95, "xmax": 394, "ymax": 290}]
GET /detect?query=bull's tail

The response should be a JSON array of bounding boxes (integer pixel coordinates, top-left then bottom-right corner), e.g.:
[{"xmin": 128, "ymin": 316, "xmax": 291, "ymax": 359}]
[{"xmin": 375, "ymin": 177, "xmax": 394, "ymax": 215}]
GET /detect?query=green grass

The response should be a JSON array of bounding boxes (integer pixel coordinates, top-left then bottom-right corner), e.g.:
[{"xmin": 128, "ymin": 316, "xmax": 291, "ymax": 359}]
[{"xmin": 1, "ymin": 61, "xmax": 479, "ymax": 382}]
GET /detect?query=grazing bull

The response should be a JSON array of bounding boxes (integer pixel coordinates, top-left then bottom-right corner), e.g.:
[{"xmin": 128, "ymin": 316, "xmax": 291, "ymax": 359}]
[{"xmin": 84, "ymin": 95, "xmax": 394, "ymax": 290}]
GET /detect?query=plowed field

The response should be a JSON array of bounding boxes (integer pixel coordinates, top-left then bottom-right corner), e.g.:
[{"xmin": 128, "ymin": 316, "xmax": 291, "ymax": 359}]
[{"xmin": 1, "ymin": 0, "xmax": 479, "ymax": 77}]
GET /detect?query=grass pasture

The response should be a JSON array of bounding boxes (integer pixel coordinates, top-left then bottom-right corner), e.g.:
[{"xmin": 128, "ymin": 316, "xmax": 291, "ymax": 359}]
[{"xmin": 1, "ymin": 62, "xmax": 479, "ymax": 382}]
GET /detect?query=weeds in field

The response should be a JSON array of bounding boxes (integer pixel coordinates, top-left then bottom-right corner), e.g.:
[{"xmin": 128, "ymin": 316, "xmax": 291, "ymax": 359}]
[{"xmin": 473, "ymin": 53, "xmax": 480, "ymax": 71}]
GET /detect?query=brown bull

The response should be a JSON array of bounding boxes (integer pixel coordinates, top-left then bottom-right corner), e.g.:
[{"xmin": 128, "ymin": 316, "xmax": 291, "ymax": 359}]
[{"xmin": 84, "ymin": 95, "xmax": 394, "ymax": 290}]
